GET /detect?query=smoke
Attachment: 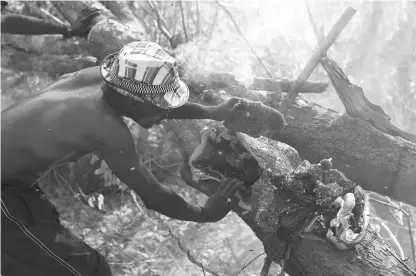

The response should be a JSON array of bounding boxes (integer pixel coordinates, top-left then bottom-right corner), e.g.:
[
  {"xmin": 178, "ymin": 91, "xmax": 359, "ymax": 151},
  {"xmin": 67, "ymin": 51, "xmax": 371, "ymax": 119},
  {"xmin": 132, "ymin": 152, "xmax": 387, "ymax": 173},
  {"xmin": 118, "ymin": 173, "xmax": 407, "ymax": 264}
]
[{"xmin": 173, "ymin": 0, "xmax": 415, "ymax": 131}]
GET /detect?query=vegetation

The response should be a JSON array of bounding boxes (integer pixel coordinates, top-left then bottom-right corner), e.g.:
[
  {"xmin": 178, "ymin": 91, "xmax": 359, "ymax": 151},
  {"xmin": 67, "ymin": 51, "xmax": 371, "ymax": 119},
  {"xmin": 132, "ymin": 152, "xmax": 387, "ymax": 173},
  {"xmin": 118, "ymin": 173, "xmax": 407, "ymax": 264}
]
[{"xmin": 2, "ymin": 1, "xmax": 415, "ymax": 275}]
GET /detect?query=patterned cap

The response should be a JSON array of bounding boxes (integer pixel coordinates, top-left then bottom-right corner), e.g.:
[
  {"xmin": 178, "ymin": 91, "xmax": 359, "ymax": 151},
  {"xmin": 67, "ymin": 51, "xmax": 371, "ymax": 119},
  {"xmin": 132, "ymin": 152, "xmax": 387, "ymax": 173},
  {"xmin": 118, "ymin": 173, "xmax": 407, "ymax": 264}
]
[{"xmin": 100, "ymin": 41, "xmax": 189, "ymax": 109}]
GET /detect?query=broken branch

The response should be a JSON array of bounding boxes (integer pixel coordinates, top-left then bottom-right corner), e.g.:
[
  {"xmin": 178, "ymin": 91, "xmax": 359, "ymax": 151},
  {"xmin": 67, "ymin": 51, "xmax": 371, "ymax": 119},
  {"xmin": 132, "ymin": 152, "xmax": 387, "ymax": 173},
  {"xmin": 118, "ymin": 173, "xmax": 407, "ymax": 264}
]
[
  {"xmin": 304, "ymin": 4, "xmax": 416, "ymax": 143},
  {"xmin": 178, "ymin": 0, "xmax": 189, "ymax": 42},
  {"xmin": 279, "ymin": 7, "xmax": 357, "ymax": 114}
]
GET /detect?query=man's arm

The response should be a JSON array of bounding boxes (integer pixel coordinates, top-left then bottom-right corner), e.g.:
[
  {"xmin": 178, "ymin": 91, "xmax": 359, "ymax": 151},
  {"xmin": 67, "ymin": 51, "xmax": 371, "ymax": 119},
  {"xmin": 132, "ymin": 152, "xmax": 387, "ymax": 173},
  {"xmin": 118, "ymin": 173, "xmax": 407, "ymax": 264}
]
[
  {"xmin": 1, "ymin": 14, "xmax": 69, "ymax": 36},
  {"xmin": 98, "ymin": 122, "xmax": 241, "ymax": 222},
  {"xmin": 165, "ymin": 98, "xmax": 240, "ymax": 121}
]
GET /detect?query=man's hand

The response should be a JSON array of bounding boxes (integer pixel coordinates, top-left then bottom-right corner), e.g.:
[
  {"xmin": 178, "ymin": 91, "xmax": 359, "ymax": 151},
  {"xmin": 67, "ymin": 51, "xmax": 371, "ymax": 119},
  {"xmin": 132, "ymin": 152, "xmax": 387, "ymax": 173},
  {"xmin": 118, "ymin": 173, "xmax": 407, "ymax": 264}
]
[
  {"xmin": 202, "ymin": 178, "xmax": 244, "ymax": 222},
  {"xmin": 210, "ymin": 97, "xmax": 241, "ymax": 122},
  {"xmin": 65, "ymin": 7, "xmax": 102, "ymax": 38}
]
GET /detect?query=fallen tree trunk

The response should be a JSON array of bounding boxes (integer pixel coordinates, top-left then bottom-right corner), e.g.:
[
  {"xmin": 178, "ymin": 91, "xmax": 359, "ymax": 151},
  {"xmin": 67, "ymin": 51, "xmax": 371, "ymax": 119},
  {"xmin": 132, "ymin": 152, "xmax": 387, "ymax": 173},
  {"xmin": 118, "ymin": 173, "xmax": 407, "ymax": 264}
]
[
  {"xmin": 1, "ymin": 33, "xmax": 92, "ymax": 56},
  {"xmin": 168, "ymin": 119, "xmax": 416, "ymax": 276},
  {"xmin": 56, "ymin": 2, "xmax": 416, "ymax": 207},
  {"xmin": 1, "ymin": 44, "xmax": 97, "ymax": 76},
  {"xmin": 50, "ymin": 2, "xmax": 416, "ymax": 275},
  {"xmin": 195, "ymin": 88, "xmax": 416, "ymax": 207}
]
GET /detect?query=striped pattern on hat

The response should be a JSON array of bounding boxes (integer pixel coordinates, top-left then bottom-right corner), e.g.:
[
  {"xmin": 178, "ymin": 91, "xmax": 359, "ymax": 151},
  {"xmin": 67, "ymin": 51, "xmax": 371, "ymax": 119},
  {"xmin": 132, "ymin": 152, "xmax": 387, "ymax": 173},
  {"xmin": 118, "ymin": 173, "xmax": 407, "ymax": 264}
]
[
  {"xmin": 116, "ymin": 41, "xmax": 178, "ymax": 86},
  {"xmin": 108, "ymin": 59, "xmax": 179, "ymax": 95},
  {"xmin": 100, "ymin": 41, "xmax": 190, "ymax": 109}
]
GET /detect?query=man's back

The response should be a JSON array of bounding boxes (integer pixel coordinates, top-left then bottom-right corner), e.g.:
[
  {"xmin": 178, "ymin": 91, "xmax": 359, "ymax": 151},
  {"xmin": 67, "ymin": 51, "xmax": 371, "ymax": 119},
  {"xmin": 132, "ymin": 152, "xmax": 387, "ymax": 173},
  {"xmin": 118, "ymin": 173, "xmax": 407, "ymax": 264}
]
[
  {"xmin": 1, "ymin": 40, "xmax": 245, "ymax": 276},
  {"xmin": 1, "ymin": 66, "xmax": 118, "ymax": 186}
]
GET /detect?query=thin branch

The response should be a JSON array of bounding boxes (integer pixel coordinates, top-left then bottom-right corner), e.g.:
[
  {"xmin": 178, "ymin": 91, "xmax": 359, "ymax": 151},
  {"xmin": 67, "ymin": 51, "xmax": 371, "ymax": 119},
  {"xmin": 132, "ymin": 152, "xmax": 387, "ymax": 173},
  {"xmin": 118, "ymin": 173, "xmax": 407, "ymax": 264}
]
[
  {"xmin": 146, "ymin": 0, "xmax": 172, "ymax": 42},
  {"xmin": 404, "ymin": 207, "xmax": 416, "ymax": 267},
  {"xmin": 196, "ymin": 0, "xmax": 201, "ymax": 38},
  {"xmin": 167, "ymin": 227, "xmax": 221, "ymax": 276},
  {"xmin": 148, "ymin": 0, "xmax": 170, "ymax": 32},
  {"xmin": 132, "ymin": 4, "xmax": 154, "ymax": 36},
  {"xmin": 185, "ymin": 1, "xmax": 195, "ymax": 41},
  {"xmin": 371, "ymin": 216, "xmax": 416, "ymax": 231},
  {"xmin": 185, "ymin": 1, "xmax": 197, "ymax": 30},
  {"xmin": 130, "ymin": 192, "xmax": 220, "ymax": 276},
  {"xmin": 215, "ymin": 0, "xmax": 273, "ymax": 79},
  {"xmin": 379, "ymin": 221, "xmax": 406, "ymax": 259},
  {"xmin": 260, "ymin": 256, "xmax": 272, "ymax": 276},
  {"xmin": 201, "ymin": 4, "xmax": 220, "ymax": 65},
  {"xmin": 304, "ymin": 1, "xmax": 320, "ymax": 44},
  {"xmin": 369, "ymin": 196, "xmax": 416, "ymax": 266},
  {"xmin": 39, "ymin": 7, "xmax": 65, "ymax": 25},
  {"xmin": 178, "ymin": 0, "xmax": 189, "ymax": 42},
  {"xmin": 170, "ymin": 2, "xmax": 180, "ymax": 35},
  {"xmin": 224, "ymin": 238, "xmax": 250, "ymax": 276},
  {"xmin": 234, "ymin": 251, "xmax": 266, "ymax": 276},
  {"xmin": 369, "ymin": 197, "xmax": 410, "ymax": 216},
  {"xmin": 207, "ymin": 4, "xmax": 219, "ymax": 42}
]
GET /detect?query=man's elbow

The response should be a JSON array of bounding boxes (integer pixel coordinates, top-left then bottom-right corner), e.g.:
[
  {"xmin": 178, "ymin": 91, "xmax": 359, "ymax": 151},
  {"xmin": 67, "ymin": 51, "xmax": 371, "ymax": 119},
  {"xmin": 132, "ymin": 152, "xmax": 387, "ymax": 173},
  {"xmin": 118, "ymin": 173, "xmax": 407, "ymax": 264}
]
[
  {"xmin": 140, "ymin": 197, "xmax": 160, "ymax": 213},
  {"xmin": 143, "ymin": 201, "xmax": 157, "ymax": 211}
]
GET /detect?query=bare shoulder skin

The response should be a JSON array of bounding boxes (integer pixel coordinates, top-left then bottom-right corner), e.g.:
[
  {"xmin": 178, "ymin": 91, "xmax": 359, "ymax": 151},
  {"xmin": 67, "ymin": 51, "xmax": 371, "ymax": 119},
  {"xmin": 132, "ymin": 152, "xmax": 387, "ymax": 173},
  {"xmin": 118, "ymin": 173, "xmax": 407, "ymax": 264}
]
[
  {"xmin": 2, "ymin": 66, "xmax": 242, "ymax": 223},
  {"xmin": 1, "ymin": 66, "xmax": 115, "ymax": 185}
]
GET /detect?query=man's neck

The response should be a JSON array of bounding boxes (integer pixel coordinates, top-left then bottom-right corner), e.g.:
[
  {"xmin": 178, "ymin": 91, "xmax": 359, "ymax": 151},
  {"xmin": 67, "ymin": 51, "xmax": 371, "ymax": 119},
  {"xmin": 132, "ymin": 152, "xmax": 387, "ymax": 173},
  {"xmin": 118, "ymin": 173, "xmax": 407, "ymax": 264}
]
[
  {"xmin": 100, "ymin": 82, "xmax": 165, "ymax": 127},
  {"xmin": 101, "ymin": 82, "xmax": 130, "ymax": 117}
]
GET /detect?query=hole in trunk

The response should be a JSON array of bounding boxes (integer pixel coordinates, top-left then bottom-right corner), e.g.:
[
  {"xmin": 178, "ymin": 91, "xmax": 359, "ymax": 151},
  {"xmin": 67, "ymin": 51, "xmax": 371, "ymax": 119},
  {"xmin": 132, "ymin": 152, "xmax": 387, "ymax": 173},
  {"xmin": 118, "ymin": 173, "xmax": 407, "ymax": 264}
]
[{"xmin": 189, "ymin": 128, "xmax": 264, "ymax": 202}]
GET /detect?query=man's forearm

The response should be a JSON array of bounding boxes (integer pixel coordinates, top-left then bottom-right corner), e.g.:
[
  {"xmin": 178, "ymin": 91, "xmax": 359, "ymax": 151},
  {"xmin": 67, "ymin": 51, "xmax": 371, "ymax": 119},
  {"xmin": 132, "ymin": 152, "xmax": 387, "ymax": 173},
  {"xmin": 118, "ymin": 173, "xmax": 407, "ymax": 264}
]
[
  {"xmin": 1, "ymin": 14, "xmax": 67, "ymax": 36},
  {"xmin": 133, "ymin": 163, "xmax": 210, "ymax": 223},
  {"xmin": 150, "ymin": 190, "xmax": 208, "ymax": 222},
  {"xmin": 165, "ymin": 101, "xmax": 215, "ymax": 120},
  {"xmin": 166, "ymin": 98, "xmax": 239, "ymax": 121},
  {"xmin": 134, "ymin": 184, "xmax": 209, "ymax": 222}
]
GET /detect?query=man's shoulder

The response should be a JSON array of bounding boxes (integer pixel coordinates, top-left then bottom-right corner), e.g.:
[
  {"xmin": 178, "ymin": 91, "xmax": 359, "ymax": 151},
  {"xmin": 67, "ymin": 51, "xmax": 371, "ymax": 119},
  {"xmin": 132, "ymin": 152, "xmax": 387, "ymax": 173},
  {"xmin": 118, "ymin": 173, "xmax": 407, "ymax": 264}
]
[
  {"xmin": 83, "ymin": 98, "xmax": 135, "ymax": 148},
  {"xmin": 43, "ymin": 66, "xmax": 101, "ymax": 92},
  {"xmin": 73, "ymin": 66, "xmax": 102, "ymax": 84}
]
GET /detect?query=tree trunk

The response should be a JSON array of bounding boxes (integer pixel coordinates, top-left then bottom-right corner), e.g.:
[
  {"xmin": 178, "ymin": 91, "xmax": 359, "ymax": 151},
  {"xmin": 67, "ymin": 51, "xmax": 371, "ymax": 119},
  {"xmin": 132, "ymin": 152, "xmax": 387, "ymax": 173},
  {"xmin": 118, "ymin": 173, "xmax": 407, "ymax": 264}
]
[
  {"xmin": 1, "ymin": 44, "xmax": 96, "ymax": 76},
  {"xmin": 167, "ymin": 117, "xmax": 416, "ymax": 276},
  {"xmin": 51, "ymin": 3, "xmax": 416, "ymax": 275}
]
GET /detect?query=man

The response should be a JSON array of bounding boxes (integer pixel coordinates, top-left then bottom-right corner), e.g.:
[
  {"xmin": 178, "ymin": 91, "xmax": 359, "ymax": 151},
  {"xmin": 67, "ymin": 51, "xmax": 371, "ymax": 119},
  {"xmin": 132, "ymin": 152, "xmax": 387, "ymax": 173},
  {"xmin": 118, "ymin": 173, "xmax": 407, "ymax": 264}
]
[
  {"xmin": 1, "ymin": 1, "xmax": 101, "ymax": 38},
  {"xmin": 1, "ymin": 40, "xmax": 244, "ymax": 275}
]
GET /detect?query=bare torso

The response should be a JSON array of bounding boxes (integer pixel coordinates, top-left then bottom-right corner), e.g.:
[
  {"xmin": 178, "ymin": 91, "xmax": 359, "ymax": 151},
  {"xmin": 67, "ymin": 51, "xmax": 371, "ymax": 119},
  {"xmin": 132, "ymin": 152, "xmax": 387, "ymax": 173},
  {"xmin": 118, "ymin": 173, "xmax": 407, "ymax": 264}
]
[
  {"xmin": 1, "ymin": 66, "xmax": 122, "ymax": 186},
  {"xmin": 1, "ymin": 64, "xmax": 242, "ymax": 223}
]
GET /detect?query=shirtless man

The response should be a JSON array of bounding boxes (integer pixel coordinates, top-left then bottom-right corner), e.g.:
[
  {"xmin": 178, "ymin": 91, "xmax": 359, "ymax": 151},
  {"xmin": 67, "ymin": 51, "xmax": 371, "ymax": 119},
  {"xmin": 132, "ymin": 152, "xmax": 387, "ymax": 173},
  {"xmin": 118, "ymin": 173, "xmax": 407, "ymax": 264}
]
[{"xmin": 1, "ymin": 41, "xmax": 244, "ymax": 275}]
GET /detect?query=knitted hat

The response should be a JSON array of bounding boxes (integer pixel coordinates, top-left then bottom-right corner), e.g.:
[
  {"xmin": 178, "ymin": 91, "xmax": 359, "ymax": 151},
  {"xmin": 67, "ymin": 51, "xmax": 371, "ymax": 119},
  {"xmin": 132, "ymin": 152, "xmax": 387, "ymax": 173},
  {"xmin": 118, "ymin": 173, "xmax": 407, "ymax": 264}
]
[{"xmin": 100, "ymin": 41, "xmax": 189, "ymax": 109}]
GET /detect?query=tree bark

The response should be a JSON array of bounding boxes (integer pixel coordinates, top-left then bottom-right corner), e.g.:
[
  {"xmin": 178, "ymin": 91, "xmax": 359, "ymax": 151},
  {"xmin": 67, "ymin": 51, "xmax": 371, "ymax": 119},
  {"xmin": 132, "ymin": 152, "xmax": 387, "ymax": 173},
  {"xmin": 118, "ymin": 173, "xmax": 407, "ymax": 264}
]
[
  {"xmin": 1, "ymin": 45, "xmax": 97, "ymax": 76},
  {"xmin": 50, "ymin": 3, "xmax": 416, "ymax": 275},
  {"xmin": 167, "ymin": 118, "xmax": 416, "ymax": 276},
  {"xmin": 191, "ymin": 86, "xmax": 416, "ymax": 208},
  {"xmin": 1, "ymin": 33, "xmax": 92, "ymax": 56}
]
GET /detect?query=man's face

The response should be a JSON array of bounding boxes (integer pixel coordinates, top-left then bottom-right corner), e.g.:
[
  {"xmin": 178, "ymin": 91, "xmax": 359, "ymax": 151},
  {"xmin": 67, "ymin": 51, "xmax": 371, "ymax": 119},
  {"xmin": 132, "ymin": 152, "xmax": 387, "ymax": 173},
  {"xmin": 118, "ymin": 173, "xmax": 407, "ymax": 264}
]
[
  {"xmin": 132, "ymin": 101, "xmax": 168, "ymax": 129},
  {"xmin": 137, "ymin": 115, "xmax": 165, "ymax": 129}
]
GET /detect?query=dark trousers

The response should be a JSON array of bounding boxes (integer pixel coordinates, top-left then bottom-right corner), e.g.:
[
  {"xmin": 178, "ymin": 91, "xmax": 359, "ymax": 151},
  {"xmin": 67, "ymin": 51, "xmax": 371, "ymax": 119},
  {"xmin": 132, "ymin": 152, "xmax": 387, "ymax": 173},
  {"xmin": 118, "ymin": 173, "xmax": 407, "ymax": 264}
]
[{"xmin": 1, "ymin": 183, "xmax": 112, "ymax": 276}]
